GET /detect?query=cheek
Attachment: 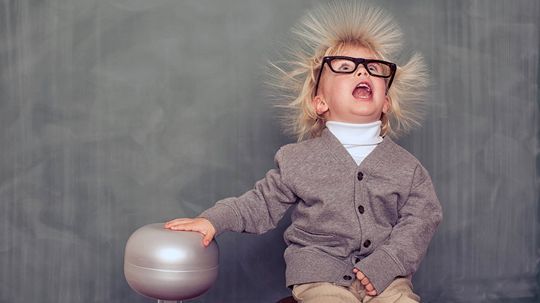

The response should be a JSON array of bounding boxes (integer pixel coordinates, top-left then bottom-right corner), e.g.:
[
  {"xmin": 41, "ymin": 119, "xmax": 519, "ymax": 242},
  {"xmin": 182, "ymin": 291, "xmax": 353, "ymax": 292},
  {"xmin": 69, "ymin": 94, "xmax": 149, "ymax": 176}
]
[
  {"xmin": 336, "ymin": 78, "xmax": 357, "ymax": 97},
  {"xmin": 373, "ymin": 78, "xmax": 388, "ymax": 93},
  {"xmin": 321, "ymin": 80, "xmax": 346, "ymax": 100}
]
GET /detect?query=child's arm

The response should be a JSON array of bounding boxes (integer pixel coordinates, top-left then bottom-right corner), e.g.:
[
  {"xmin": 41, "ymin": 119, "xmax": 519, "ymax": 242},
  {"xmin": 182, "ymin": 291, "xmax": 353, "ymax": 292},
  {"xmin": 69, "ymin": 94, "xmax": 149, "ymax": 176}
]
[
  {"xmin": 199, "ymin": 153, "xmax": 297, "ymax": 235},
  {"xmin": 355, "ymin": 164, "xmax": 443, "ymax": 294}
]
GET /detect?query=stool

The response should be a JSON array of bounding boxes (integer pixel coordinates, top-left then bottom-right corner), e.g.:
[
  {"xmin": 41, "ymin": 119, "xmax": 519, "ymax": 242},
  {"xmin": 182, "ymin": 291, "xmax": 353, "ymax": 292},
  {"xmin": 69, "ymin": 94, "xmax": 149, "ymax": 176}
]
[{"xmin": 276, "ymin": 296, "xmax": 297, "ymax": 303}]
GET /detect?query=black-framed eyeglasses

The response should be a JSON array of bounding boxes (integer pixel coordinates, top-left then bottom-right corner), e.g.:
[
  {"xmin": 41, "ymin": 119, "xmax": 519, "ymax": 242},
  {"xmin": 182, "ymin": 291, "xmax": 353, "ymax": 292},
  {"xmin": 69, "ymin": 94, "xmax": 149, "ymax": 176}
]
[{"xmin": 313, "ymin": 56, "xmax": 397, "ymax": 96}]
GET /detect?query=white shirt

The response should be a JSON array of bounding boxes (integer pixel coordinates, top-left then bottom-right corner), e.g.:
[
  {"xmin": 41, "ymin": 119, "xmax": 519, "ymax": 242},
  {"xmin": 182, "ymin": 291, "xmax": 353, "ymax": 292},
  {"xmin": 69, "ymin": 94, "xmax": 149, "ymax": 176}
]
[{"xmin": 326, "ymin": 120, "xmax": 383, "ymax": 165}]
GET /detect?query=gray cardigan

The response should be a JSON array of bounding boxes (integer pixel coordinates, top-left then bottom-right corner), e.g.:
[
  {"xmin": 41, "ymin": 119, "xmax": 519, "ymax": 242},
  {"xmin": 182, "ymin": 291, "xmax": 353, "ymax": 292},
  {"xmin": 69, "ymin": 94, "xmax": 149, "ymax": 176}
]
[{"xmin": 200, "ymin": 128, "xmax": 443, "ymax": 293}]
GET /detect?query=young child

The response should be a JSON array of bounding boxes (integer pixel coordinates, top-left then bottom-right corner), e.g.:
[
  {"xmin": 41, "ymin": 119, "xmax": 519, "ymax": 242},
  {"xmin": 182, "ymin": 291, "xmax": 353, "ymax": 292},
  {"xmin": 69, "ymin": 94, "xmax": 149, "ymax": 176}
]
[{"xmin": 165, "ymin": 1, "xmax": 442, "ymax": 302}]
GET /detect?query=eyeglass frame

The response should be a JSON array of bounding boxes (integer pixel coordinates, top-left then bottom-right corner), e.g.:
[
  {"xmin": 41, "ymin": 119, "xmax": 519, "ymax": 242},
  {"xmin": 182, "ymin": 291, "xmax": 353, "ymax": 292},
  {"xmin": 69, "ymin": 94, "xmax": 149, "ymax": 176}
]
[{"xmin": 313, "ymin": 56, "xmax": 397, "ymax": 97}]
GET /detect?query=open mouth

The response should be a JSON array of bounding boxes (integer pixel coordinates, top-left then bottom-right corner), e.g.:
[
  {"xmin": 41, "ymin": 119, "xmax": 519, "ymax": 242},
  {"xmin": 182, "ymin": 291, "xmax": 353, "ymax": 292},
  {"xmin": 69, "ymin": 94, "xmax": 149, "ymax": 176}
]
[{"xmin": 352, "ymin": 82, "xmax": 372, "ymax": 99}]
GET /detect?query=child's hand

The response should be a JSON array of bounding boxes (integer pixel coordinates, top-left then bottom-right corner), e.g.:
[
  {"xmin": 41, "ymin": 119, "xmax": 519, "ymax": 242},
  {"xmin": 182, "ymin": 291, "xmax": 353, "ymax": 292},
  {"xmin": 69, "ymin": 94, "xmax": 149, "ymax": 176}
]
[
  {"xmin": 352, "ymin": 268, "xmax": 378, "ymax": 296},
  {"xmin": 164, "ymin": 218, "xmax": 216, "ymax": 247}
]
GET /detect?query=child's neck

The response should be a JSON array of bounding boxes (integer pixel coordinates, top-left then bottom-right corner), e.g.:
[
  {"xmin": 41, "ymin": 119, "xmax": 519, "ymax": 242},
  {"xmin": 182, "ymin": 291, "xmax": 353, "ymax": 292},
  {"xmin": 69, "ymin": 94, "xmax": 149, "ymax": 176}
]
[
  {"xmin": 325, "ymin": 120, "xmax": 383, "ymax": 146},
  {"xmin": 325, "ymin": 120, "xmax": 382, "ymax": 165}
]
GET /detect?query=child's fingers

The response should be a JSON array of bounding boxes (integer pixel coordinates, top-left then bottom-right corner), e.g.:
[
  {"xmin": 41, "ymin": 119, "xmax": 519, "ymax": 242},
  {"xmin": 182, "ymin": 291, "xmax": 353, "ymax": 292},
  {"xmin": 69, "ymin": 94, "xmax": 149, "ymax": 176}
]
[
  {"xmin": 164, "ymin": 218, "xmax": 189, "ymax": 226},
  {"xmin": 163, "ymin": 218, "xmax": 216, "ymax": 247},
  {"xmin": 202, "ymin": 232, "xmax": 215, "ymax": 247},
  {"xmin": 167, "ymin": 223, "xmax": 192, "ymax": 231},
  {"xmin": 365, "ymin": 283, "xmax": 374, "ymax": 292},
  {"xmin": 360, "ymin": 277, "xmax": 370, "ymax": 286},
  {"xmin": 366, "ymin": 289, "xmax": 377, "ymax": 296},
  {"xmin": 164, "ymin": 219, "xmax": 200, "ymax": 231},
  {"xmin": 171, "ymin": 222, "xmax": 200, "ymax": 231},
  {"xmin": 164, "ymin": 218, "xmax": 191, "ymax": 228},
  {"xmin": 355, "ymin": 270, "xmax": 366, "ymax": 280},
  {"xmin": 364, "ymin": 283, "xmax": 377, "ymax": 296}
]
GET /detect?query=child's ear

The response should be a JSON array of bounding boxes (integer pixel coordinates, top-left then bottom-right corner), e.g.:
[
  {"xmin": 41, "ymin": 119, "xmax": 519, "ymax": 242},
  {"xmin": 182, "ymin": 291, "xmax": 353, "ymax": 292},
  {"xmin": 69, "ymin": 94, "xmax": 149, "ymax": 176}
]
[
  {"xmin": 312, "ymin": 96, "xmax": 329, "ymax": 115},
  {"xmin": 382, "ymin": 96, "xmax": 390, "ymax": 114}
]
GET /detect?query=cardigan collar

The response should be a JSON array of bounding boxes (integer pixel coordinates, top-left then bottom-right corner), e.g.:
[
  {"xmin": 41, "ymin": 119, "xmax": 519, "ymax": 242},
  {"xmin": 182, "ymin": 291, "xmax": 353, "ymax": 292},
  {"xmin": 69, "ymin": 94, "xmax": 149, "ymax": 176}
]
[{"xmin": 319, "ymin": 127, "xmax": 392, "ymax": 173}]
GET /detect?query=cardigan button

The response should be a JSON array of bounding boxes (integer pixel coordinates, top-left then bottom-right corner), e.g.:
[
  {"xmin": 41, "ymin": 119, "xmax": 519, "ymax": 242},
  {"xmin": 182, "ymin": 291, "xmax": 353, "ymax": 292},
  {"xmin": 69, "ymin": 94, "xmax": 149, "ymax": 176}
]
[
  {"xmin": 357, "ymin": 172, "xmax": 364, "ymax": 181},
  {"xmin": 363, "ymin": 240, "xmax": 371, "ymax": 248},
  {"xmin": 343, "ymin": 275, "xmax": 352, "ymax": 281},
  {"xmin": 358, "ymin": 205, "xmax": 365, "ymax": 214}
]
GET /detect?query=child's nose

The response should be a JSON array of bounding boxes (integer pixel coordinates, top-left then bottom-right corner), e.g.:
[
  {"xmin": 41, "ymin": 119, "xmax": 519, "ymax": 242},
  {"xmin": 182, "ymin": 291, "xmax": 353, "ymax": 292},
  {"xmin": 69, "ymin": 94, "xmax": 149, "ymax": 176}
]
[{"xmin": 356, "ymin": 65, "xmax": 369, "ymax": 76}]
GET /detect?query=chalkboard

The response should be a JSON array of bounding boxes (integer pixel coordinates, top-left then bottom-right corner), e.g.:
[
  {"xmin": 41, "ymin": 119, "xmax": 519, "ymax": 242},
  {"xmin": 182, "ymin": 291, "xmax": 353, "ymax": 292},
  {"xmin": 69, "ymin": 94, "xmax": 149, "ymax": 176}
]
[{"xmin": 0, "ymin": 0, "xmax": 538, "ymax": 302}]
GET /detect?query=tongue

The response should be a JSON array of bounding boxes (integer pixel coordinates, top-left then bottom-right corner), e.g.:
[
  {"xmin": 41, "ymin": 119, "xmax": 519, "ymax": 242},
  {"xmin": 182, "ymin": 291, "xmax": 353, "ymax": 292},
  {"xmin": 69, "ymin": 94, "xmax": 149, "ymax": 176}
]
[{"xmin": 353, "ymin": 87, "xmax": 372, "ymax": 99}]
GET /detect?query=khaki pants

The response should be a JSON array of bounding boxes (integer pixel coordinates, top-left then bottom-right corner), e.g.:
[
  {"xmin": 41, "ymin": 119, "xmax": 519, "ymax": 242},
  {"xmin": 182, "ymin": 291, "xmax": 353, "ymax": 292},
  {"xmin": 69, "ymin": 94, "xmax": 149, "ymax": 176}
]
[{"xmin": 292, "ymin": 277, "xmax": 420, "ymax": 303}]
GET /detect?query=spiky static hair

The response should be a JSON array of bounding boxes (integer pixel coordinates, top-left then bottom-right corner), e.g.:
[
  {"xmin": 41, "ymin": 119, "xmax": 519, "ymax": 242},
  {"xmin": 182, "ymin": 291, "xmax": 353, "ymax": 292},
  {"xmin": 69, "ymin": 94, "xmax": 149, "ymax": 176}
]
[{"xmin": 266, "ymin": 0, "xmax": 429, "ymax": 141}]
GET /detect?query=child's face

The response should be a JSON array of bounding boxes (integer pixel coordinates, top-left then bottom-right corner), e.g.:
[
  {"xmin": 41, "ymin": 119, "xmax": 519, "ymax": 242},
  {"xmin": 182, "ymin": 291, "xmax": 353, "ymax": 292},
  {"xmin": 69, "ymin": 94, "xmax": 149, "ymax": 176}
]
[{"xmin": 313, "ymin": 45, "xmax": 390, "ymax": 124}]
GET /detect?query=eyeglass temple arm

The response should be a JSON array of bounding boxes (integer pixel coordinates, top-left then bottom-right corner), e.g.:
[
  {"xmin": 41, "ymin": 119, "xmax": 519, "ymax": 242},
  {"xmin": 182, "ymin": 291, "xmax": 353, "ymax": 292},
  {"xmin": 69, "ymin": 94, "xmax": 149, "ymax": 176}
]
[{"xmin": 313, "ymin": 62, "xmax": 325, "ymax": 98}]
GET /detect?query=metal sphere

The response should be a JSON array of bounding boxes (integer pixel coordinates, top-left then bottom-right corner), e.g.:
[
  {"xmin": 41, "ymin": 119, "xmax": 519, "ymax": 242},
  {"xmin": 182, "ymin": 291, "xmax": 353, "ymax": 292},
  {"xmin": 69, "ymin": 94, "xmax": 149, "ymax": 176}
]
[{"xmin": 124, "ymin": 223, "xmax": 219, "ymax": 301}]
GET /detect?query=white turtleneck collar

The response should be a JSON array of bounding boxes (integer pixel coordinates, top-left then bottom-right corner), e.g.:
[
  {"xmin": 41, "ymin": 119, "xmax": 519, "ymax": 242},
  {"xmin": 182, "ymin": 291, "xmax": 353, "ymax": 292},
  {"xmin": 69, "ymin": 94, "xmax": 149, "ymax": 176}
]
[{"xmin": 326, "ymin": 120, "xmax": 383, "ymax": 165}]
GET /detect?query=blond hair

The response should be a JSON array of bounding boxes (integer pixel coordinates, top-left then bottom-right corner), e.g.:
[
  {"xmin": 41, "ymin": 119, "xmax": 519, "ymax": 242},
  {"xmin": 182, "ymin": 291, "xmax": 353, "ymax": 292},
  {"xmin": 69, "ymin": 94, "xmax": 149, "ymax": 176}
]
[{"xmin": 267, "ymin": 0, "xmax": 429, "ymax": 141}]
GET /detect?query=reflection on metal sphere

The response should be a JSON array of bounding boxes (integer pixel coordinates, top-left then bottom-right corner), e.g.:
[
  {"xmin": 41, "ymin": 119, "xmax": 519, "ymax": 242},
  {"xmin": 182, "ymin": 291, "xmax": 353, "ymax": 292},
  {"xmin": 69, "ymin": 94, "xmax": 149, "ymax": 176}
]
[{"xmin": 124, "ymin": 223, "xmax": 219, "ymax": 301}]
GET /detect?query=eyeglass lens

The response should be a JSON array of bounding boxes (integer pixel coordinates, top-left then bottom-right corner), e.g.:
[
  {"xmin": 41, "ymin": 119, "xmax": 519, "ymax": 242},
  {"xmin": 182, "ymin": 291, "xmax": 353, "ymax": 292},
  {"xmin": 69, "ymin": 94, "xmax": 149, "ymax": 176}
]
[{"xmin": 329, "ymin": 58, "xmax": 392, "ymax": 77}]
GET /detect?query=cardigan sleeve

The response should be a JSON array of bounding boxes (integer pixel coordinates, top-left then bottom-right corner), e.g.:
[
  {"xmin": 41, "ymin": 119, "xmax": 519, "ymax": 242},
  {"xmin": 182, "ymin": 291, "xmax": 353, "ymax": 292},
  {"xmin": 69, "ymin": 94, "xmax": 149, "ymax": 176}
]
[
  {"xmin": 199, "ymin": 147, "xmax": 298, "ymax": 235},
  {"xmin": 356, "ymin": 164, "xmax": 443, "ymax": 293}
]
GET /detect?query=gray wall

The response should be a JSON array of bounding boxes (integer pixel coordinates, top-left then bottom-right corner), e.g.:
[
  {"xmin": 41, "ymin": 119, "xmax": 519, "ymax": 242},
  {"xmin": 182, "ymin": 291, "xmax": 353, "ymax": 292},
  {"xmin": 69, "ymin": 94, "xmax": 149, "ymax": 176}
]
[{"xmin": 0, "ymin": 0, "xmax": 538, "ymax": 302}]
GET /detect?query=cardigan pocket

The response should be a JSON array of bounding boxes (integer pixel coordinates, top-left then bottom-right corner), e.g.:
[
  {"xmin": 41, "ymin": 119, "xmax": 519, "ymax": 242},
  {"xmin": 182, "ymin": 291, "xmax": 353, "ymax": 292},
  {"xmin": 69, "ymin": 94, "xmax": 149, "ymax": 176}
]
[{"xmin": 287, "ymin": 224, "xmax": 342, "ymax": 248}]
